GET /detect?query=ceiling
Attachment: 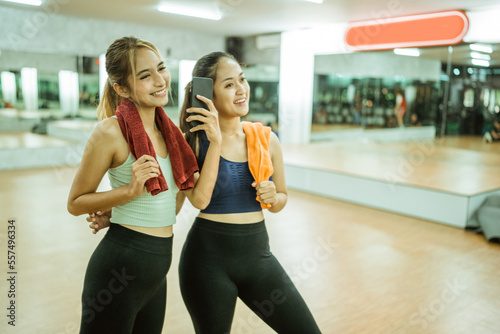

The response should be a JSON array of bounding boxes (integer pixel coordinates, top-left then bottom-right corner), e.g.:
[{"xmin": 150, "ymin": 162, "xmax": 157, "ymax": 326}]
[
  {"xmin": 390, "ymin": 43, "xmax": 500, "ymax": 68},
  {"xmin": 2, "ymin": 0, "xmax": 500, "ymax": 66},
  {"xmin": 2, "ymin": 0, "xmax": 500, "ymax": 36}
]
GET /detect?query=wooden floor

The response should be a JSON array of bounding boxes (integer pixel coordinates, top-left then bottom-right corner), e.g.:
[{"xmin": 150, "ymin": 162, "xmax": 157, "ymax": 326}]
[
  {"xmin": 283, "ymin": 136, "xmax": 500, "ymax": 196},
  {"xmin": 311, "ymin": 124, "xmax": 364, "ymax": 132},
  {"xmin": 0, "ymin": 132, "xmax": 74, "ymax": 149},
  {"xmin": 1, "ymin": 152, "xmax": 500, "ymax": 333},
  {"xmin": 435, "ymin": 135, "xmax": 500, "ymax": 153}
]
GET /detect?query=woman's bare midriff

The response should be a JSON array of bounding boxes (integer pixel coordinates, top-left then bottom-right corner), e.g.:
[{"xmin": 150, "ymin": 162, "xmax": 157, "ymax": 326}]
[
  {"xmin": 198, "ymin": 211, "xmax": 264, "ymax": 224},
  {"xmin": 120, "ymin": 224, "xmax": 173, "ymax": 238}
]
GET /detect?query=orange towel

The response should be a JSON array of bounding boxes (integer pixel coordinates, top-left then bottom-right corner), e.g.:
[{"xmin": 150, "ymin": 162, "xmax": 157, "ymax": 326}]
[{"xmin": 242, "ymin": 121, "xmax": 274, "ymax": 209}]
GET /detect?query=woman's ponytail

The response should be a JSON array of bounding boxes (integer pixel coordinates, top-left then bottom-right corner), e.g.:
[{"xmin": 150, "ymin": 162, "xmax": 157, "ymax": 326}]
[{"xmin": 96, "ymin": 79, "xmax": 121, "ymax": 121}]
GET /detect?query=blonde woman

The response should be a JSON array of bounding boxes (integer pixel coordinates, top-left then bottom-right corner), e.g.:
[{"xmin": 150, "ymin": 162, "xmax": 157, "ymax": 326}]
[{"xmin": 68, "ymin": 36, "xmax": 221, "ymax": 333}]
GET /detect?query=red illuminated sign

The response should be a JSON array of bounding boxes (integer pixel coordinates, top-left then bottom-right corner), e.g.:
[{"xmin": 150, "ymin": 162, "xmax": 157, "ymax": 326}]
[{"xmin": 345, "ymin": 10, "xmax": 469, "ymax": 51}]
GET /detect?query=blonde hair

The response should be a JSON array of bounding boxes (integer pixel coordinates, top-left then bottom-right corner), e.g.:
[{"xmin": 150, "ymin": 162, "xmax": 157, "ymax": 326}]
[{"xmin": 97, "ymin": 36, "xmax": 162, "ymax": 121}]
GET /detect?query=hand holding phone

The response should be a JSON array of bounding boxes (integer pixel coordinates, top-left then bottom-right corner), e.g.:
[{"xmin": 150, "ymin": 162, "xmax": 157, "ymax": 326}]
[{"xmin": 189, "ymin": 77, "xmax": 213, "ymax": 128}]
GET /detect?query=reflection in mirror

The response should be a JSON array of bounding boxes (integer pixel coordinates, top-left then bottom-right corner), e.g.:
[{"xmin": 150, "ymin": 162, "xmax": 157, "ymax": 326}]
[
  {"xmin": 312, "ymin": 43, "xmax": 500, "ymax": 138},
  {"xmin": 1, "ymin": 71, "xmax": 17, "ymax": 108},
  {"xmin": 0, "ymin": 71, "xmax": 22, "ymax": 111},
  {"xmin": 0, "ymin": 50, "xmax": 78, "ymax": 119},
  {"xmin": 77, "ymin": 55, "xmax": 100, "ymax": 119},
  {"xmin": 442, "ymin": 53, "xmax": 500, "ymax": 135},
  {"xmin": 162, "ymin": 58, "xmax": 180, "ymax": 123},
  {"xmin": 39, "ymin": 71, "xmax": 60, "ymax": 110},
  {"xmin": 21, "ymin": 67, "xmax": 38, "ymax": 112},
  {"xmin": 243, "ymin": 64, "xmax": 280, "ymax": 131},
  {"xmin": 59, "ymin": 70, "xmax": 79, "ymax": 118},
  {"xmin": 312, "ymin": 51, "xmax": 442, "ymax": 134},
  {"xmin": 0, "ymin": 49, "xmax": 281, "ymax": 134},
  {"xmin": 165, "ymin": 58, "xmax": 179, "ymax": 109}
]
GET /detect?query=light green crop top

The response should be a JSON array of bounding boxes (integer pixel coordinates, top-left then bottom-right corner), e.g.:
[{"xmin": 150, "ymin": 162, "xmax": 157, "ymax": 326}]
[{"xmin": 108, "ymin": 153, "xmax": 178, "ymax": 227}]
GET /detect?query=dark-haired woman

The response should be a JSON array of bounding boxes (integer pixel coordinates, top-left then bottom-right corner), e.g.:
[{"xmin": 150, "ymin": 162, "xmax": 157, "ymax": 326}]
[{"xmin": 177, "ymin": 51, "xmax": 321, "ymax": 334}]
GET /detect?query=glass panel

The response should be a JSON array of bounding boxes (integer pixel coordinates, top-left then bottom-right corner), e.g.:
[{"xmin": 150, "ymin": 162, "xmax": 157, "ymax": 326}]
[
  {"xmin": 312, "ymin": 72, "xmax": 438, "ymax": 130},
  {"xmin": 77, "ymin": 55, "xmax": 100, "ymax": 119},
  {"xmin": 1, "ymin": 72, "xmax": 17, "ymax": 108},
  {"xmin": 38, "ymin": 72, "xmax": 60, "ymax": 110},
  {"xmin": 243, "ymin": 64, "xmax": 279, "ymax": 129}
]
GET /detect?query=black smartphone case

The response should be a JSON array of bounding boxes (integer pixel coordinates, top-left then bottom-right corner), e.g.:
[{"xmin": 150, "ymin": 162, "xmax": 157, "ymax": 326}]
[{"xmin": 189, "ymin": 77, "xmax": 213, "ymax": 128}]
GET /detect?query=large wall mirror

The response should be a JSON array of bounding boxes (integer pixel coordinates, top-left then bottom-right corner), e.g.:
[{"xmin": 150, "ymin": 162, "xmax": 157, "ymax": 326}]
[
  {"xmin": 0, "ymin": 50, "xmax": 279, "ymax": 133},
  {"xmin": 311, "ymin": 43, "xmax": 500, "ymax": 137}
]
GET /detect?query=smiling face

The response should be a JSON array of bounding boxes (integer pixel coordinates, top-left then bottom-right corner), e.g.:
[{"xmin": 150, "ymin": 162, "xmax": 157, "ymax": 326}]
[
  {"xmin": 212, "ymin": 57, "xmax": 250, "ymax": 119},
  {"xmin": 119, "ymin": 47, "xmax": 170, "ymax": 111}
]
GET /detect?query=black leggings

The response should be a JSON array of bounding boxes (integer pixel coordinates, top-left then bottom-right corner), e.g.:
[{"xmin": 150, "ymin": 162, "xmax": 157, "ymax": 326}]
[
  {"xmin": 80, "ymin": 223, "xmax": 173, "ymax": 334},
  {"xmin": 179, "ymin": 218, "xmax": 321, "ymax": 334}
]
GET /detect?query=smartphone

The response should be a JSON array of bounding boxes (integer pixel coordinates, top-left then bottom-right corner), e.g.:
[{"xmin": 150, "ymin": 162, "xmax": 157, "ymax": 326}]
[{"xmin": 189, "ymin": 77, "xmax": 213, "ymax": 128}]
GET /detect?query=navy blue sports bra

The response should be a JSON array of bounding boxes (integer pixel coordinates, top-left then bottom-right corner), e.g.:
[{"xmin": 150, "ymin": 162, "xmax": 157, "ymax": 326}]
[{"xmin": 197, "ymin": 132, "xmax": 268, "ymax": 214}]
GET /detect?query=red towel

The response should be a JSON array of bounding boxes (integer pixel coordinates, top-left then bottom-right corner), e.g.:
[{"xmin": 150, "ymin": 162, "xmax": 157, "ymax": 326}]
[
  {"xmin": 115, "ymin": 98, "xmax": 198, "ymax": 195},
  {"xmin": 242, "ymin": 121, "xmax": 274, "ymax": 209}
]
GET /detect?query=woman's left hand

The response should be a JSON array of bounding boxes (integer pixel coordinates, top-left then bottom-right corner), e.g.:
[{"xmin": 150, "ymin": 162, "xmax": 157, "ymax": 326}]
[{"xmin": 252, "ymin": 181, "xmax": 279, "ymax": 206}]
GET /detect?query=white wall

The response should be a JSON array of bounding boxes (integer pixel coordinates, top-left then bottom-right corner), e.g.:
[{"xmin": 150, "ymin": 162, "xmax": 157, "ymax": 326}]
[
  {"xmin": 278, "ymin": 7, "xmax": 500, "ymax": 145},
  {"xmin": 0, "ymin": 6, "xmax": 224, "ymax": 60},
  {"xmin": 314, "ymin": 52, "xmax": 441, "ymax": 82},
  {"xmin": 463, "ymin": 7, "xmax": 500, "ymax": 43},
  {"xmin": 279, "ymin": 23, "xmax": 348, "ymax": 145},
  {"xmin": 242, "ymin": 35, "xmax": 281, "ymax": 67},
  {"xmin": 0, "ymin": 49, "xmax": 77, "ymax": 72}
]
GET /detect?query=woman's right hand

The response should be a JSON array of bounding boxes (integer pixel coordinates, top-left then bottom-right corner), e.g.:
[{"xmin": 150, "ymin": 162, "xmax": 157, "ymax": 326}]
[
  {"xmin": 87, "ymin": 210, "xmax": 111, "ymax": 234},
  {"xmin": 127, "ymin": 155, "xmax": 161, "ymax": 198},
  {"xmin": 187, "ymin": 95, "xmax": 222, "ymax": 146}
]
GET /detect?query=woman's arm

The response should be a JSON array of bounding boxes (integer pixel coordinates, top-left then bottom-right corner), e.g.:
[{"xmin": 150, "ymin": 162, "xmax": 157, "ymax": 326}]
[
  {"xmin": 182, "ymin": 95, "xmax": 222, "ymax": 210},
  {"xmin": 253, "ymin": 131, "xmax": 288, "ymax": 213},
  {"xmin": 67, "ymin": 119, "xmax": 160, "ymax": 216},
  {"xmin": 176, "ymin": 191, "xmax": 187, "ymax": 215}
]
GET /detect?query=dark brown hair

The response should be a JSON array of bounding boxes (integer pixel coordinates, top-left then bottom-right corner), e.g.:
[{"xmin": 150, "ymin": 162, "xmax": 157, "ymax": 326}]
[{"xmin": 179, "ymin": 51, "xmax": 237, "ymax": 155}]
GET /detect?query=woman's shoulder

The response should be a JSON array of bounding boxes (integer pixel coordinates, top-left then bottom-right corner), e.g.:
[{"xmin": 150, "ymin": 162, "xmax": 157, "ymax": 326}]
[
  {"xmin": 93, "ymin": 117, "xmax": 123, "ymax": 139},
  {"xmin": 88, "ymin": 117, "xmax": 127, "ymax": 153},
  {"xmin": 269, "ymin": 130, "xmax": 280, "ymax": 145},
  {"xmin": 91, "ymin": 117, "xmax": 129, "ymax": 165}
]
